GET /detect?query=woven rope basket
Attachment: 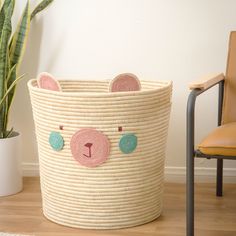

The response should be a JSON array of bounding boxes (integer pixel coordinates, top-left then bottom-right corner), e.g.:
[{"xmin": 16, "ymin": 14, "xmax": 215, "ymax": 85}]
[{"xmin": 28, "ymin": 79, "xmax": 172, "ymax": 229}]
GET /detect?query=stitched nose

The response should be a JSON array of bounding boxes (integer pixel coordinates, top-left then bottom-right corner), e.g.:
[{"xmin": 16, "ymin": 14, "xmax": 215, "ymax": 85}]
[
  {"xmin": 84, "ymin": 143, "xmax": 93, "ymax": 148},
  {"xmin": 83, "ymin": 142, "xmax": 93, "ymax": 158}
]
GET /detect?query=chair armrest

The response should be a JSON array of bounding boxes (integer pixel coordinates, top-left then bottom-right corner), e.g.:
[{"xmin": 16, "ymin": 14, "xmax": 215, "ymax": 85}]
[
  {"xmin": 187, "ymin": 75, "xmax": 225, "ymax": 160},
  {"xmin": 189, "ymin": 73, "xmax": 225, "ymax": 90}
]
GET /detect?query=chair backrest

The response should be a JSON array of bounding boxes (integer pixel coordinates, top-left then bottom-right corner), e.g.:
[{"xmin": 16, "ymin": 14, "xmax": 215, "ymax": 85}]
[{"xmin": 222, "ymin": 31, "xmax": 236, "ymax": 124}]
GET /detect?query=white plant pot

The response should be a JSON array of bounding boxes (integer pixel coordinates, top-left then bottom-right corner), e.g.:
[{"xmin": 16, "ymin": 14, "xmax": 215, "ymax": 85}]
[{"xmin": 0, "ymin": 132, "xmax": 22, "ymax": 197}]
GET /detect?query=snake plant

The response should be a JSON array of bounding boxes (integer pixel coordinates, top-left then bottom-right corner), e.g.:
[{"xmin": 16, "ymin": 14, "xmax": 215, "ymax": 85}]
[{"xmin": 0, "ymin": 0, "xmax": 53, "ymax": 138}]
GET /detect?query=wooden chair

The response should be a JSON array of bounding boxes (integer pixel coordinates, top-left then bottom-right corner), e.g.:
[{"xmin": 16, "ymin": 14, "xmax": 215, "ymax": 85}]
[{"xmin": 186, "ymin": 31, "xmax": 236, "ymax": 236}]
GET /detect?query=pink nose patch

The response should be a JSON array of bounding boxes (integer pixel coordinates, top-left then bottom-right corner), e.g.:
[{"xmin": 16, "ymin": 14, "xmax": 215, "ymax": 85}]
[
  {"xmin": 70, "ymin": 129, "xmax": 110, "ymax": 168},
  {"xmin": 109, "ymin": 73, "xmax": 141, "ymax": 92}
]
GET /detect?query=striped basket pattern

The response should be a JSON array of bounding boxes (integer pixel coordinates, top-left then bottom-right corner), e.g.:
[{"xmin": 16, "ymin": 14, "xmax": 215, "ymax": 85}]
[{"xmin": 28, "ymin": 79, "xmax": 172, "ymax": 229}]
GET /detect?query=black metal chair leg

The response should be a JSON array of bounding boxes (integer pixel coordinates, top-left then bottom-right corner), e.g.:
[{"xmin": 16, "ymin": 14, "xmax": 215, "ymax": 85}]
[
  {"xmin": 185, "ymin": 74, "xmax": 225, "ymax": 235},
  {"xmin": 216, "ymin": 159, "xmax": 223, "ymax": 197},
  {"xmin": 187, "ymin": 90, "xmax": 198, "ymax": 236},
  {"xmin": 187, "ymin": 152, "xmax": 194, "ymax": 236}
]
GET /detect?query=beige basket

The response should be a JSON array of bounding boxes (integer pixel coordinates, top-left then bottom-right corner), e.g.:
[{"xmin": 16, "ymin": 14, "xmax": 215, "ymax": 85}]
[{"xmin": 28, "ymin": 79, "xmax": 172, "ymax": 229}]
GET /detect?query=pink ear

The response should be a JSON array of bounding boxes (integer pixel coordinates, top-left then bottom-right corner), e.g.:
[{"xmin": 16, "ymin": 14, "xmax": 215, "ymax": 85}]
[
  {"xmin": 109, "ymin": 73, "xmax": 141, "ymax": 92},
  {"xmin": 37, "ymin": 72, "xmax": 61, "ymax": 91}
]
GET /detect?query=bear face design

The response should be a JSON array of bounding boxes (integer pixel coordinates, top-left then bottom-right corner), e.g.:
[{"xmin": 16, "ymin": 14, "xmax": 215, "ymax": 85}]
[{"xmin": 38, "ymin": 72, "xmax": 140, "ymax": 168}]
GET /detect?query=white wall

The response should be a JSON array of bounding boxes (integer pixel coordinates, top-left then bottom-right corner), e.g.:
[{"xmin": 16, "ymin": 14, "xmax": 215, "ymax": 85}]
[{"xmin": 10, "ymin": 0, "xmax": 236, "ymax": 181}]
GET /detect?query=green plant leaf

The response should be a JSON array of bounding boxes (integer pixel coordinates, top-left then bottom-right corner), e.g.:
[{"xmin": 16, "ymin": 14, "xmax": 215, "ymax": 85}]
[
  {"xmin": 3, "ymin": 65, "xmax": 19, "ymax": 134},
  {"xmin": 0, "ymin": 0, "xmax": 14, "ymax": 132},
  {"xmin": 6, "ymin": 62, "xmax": 16, "ymax": 83},
  {"xmin": 6, "ymin": 63, "xmax": 16, "ymax": 111},
  {"xmin": 0, "ymin": 0, "xmax": 14, "ymax": 98},
  {"xmin": 0, "ymin": 73, "xmax": 24, "ymax": 108},
  {"xmin": 6, "ymin": 1, "xmax": 30, "ymax": 124},
  {"xmin": 3, "ymin": 66, "xmax": 8, "ymax": 131},
  {"xmin": 30, "ymin": 0, "xmax": 53, "ymax": 21},
  {"xmin": 0, "ymin": 0, "xmax": 14, "ymax": 39},
  {"xmin": 9, "ymin": 0, "xmax": 30, "ymax": 68},
  {"xmin": 5, "ymin": 126, "xmax": 13, "ymax": 138}
]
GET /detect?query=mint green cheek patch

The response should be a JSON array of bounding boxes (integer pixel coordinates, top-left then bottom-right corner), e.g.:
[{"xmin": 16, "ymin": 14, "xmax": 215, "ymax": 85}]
[
  {"xmin": 119, "ymin": 134, "xmax": 137, "ymax": 154},
  {"xmin": 49, "ymin": 131, "xmax": 64, "ymax": 151}
]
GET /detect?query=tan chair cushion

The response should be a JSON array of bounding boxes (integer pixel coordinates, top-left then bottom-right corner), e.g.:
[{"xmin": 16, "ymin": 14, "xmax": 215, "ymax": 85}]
[{"xmin": 198, "ymin": 122, "xmax": 236, "ymax": 156}]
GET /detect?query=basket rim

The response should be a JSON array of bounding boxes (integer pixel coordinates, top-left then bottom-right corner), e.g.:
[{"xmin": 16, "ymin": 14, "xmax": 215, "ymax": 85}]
[{"xmin": 28, "ymin": 79, "xmax": 172, "ymax": 97}]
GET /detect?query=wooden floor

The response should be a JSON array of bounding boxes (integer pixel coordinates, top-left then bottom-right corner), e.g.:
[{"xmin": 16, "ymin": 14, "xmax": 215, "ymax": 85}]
[{"xmin": 0, "ymin": 178, "xmax": 235, "ymax": 236}]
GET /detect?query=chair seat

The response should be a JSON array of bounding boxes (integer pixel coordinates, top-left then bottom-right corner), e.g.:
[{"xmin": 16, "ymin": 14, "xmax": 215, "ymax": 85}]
[{"xmin": 198, "ymin": 122, "xmax": 236, "ymax": 156}]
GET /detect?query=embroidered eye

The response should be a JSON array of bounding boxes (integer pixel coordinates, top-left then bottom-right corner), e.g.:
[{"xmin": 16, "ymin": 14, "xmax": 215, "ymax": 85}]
[
  {"xmin": 49, "ymin": 131, "xmax": 64, "ymax": 151},
  {"xmin": 118, "ymin": 126, "xmax": 123, "ymax": 132},
  {"xmin": 119, "ymin": 134, "xmax": 137, "ymax": 154}
]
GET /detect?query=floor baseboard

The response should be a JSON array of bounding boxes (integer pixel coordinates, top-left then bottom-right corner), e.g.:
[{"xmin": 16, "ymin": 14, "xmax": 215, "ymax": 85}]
[
  {"xmin": 22, "ymin": 163, "xmax": 39, "ymax": 177},
  {"xmin": 164, "ymin": 166, "xmax": 236, "ymax": 183}
]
